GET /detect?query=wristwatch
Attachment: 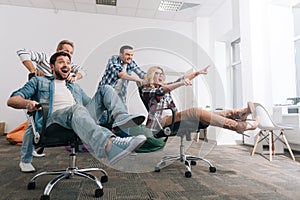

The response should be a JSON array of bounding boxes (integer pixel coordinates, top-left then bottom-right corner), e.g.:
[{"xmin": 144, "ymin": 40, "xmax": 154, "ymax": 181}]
[{"xmin": 28, "ymin": 72, "xmax": 36, "ymax": 80}]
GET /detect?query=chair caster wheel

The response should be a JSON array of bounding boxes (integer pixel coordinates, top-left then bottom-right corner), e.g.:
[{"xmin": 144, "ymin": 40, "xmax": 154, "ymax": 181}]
[
  {"xmin": 95, "ymin": 188, "xmax": 104, "ymax": 197},
  {"xmin": 209, "ymin": 166, "xmax": 216, "ymax": 173},
  {"xmin": 154, "ymin": 167, "xmax": 160, "ymax": 172},
  {"xmin": 191, "ymin": 160, "xmax": 197, "ymax": 165},
  {"xmin": 40, "ymin": 195, "xmax": 50, "ymax": 200},
  {"xmin": 159, "ymin": 161, "xmax": 166, "ymax": 167},
  {"xmin": 27, "ymin": 182, "xmax": 36, "ymax": 190},
  {"xmin": 185, "ymin": 171, "xmax": 192, "ymax": 178},
  {"xmin": 101, "ymin": 175, "xmax": 108, "ymax": 183}
]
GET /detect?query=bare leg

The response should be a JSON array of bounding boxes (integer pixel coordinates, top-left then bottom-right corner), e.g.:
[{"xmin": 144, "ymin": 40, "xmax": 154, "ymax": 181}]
[
  {"xmin": 213, "ymin": 102, "xmax": 254, "ymax": 121},
  {"xmin": 161, "ymin": 107, "xmax": 258, "ymax": 134}
]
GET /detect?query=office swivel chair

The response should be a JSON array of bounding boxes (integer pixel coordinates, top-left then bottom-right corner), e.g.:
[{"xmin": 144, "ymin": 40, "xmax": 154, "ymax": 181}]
[
  {"xmin": 251, "ymin": 102, "xmax": 295, "ymax": 161},
  {"xmin": 152, "ymin": 107, "xmax": 216, "ymax": 178},
  {"xmin": 27, "ymin": 104, "xmax": 108, "ymax": 200}
]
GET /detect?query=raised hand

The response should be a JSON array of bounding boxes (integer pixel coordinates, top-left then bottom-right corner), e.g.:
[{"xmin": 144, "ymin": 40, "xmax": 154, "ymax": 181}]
[
  {"xmin": 198, "ymin": 65, "xmax": 210, "ymax": 75},
  {"xmin": 182, "ymin": 78, "xmax": 193, "ymax": 86}
]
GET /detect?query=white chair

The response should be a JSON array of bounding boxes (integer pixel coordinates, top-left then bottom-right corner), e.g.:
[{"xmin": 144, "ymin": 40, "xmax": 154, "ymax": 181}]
[{"xmin": 251, "ymin": 103, "xmax": 295, "ymax": 161}]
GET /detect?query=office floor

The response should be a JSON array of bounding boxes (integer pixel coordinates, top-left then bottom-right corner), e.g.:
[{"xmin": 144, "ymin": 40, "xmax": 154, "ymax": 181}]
[{"xmin": 1, "ymin": 134, "xmax": 300, "ymax": 200}]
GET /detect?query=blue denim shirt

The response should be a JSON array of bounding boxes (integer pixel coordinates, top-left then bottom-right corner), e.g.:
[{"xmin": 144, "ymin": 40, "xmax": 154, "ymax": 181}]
[{"xmin": 10, "ymin": 75, "xmax": 91, "ymax": 132}]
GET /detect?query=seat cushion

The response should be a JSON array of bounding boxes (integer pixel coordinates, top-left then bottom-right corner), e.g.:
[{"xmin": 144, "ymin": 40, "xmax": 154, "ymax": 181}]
[
  {"xmin": 40, "ymin": 124, "xmax": 79, "ymax": 147},
  {"xmin": 154, "ymin": 120, "xmax": 209, "ymax": 138}
]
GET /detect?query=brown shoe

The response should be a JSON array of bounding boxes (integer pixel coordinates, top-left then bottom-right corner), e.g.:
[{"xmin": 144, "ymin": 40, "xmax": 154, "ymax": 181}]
[
  {"xmin": 235, "ymin": 101, "xmax": 255, "ymax": 121},
  {"xmin": 247, "ymin": 101, "xmax": 255, "ymax": 120},
  {"xmin": 236, "ymin": 117, "xmax": 259, "ymax": 134}
]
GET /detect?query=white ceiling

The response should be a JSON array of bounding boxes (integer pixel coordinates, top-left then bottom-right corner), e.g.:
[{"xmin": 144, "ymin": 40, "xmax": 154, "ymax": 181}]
[{"xmin": 0, "ymin": 0, "xmax": 226, "ymax": 22}]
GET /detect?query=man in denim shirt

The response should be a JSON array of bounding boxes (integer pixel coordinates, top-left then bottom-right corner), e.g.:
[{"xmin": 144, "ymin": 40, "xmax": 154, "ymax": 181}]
[
  {"xmin": 7, "ymin": 51, "xmax": 146, "ymax": 172},
  {"xmin": 17, "ymin": 40, "xmax": 86, "ymax": 158}
]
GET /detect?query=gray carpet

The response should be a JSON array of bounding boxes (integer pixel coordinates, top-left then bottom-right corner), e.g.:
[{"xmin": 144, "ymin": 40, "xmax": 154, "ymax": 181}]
[{"xmin": 1, "ymin": 135, "xmax": 300, "ymax": 200}]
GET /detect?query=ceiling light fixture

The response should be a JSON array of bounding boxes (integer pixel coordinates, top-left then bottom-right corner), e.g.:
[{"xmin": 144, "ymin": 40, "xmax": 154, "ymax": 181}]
[
  {"xmin": 158, "ymin": 0, "xmax": 183, "ymax": 12},
  {"xmin": 96, "ymin": 0, "xmax": 117, "ymax": 6}
]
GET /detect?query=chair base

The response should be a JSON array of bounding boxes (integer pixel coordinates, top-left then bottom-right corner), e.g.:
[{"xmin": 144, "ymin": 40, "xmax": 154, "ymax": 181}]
[
  {"xmin": 251, "ymin": 130, "xmax": 295, "ymax": 161},
  {"xmin": 154, "ymin": 135, "xmax": 216, "ymax": 178},
  {"xmin": 27, "ymin": 148, "xmax": 108, "ymax": 199}
]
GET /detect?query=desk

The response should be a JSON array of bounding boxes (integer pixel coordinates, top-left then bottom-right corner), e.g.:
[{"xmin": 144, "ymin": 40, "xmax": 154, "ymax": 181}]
[{"xmin": 273, "ymin": 105, "xmax": 300, "ymax": 150}]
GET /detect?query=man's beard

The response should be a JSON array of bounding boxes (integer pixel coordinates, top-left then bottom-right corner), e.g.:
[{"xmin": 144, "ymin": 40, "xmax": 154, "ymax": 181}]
[{"xmin": 55, "ymin": 70, "xmax": 68, "ymax": 80}]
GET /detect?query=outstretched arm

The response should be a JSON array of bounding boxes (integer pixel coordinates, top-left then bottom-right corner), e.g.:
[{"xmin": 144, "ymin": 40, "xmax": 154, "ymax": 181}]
[
  {"xmin": 162, "ymin": 79, "xmax": 192, "ymax": 93},
  {"xmin": 184, "ymin": 65, "xmax": 210, "ymax": 81},
  {"xmin": 118, "ymin": 71, "xmax": 146, "ymax": 85}
]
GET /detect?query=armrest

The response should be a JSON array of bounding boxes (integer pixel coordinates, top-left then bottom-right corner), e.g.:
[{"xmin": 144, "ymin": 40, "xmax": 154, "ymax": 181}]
[
  {"xmin": 151, "ymin": 107, "xmax": 177, "ymax": 137},
  {"xmin": 40, "ymin": 103, "xmax": 49, "ymax": 137},
  {"xmin": 28, "ymin": 72, "xmax": 36, "ymax": 80},
  {"xmin": 27, "ymin": 103, "xmax": 49, "ymax": 146}
]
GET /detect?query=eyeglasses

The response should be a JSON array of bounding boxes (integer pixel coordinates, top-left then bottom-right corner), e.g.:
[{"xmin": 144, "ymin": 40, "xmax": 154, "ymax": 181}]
[{"xmin": 154, "ymin": 71, "xmax": 164, "ymax": 76}]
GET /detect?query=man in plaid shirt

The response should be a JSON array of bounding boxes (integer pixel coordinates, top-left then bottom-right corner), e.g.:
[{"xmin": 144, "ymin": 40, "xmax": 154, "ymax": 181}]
[{"xmin": 98, "ymin": 45, "xmax": 146, "ymax": 105}]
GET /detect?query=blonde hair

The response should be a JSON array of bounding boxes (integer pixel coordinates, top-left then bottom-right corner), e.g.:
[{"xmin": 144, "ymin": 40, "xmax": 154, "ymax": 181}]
[
  {"xmin": 146, "ymin": 66, "xmax": 166, "ymax": 84},
  {"xmin": 56, "ymin": 40, "xmax": 74, "ymax": 51}
]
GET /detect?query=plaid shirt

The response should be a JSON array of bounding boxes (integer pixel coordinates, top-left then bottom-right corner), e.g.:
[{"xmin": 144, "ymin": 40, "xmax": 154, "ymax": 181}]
[
  {"xmin": 139, "ymin": 78, "xmax": 183, "ymax": 132},
  {"xmin": 98, "ymin": 55, "xmax": 146, "ymax": 104}
]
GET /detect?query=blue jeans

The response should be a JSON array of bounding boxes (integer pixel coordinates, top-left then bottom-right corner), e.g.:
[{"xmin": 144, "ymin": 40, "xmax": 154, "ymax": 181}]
[{"xmin": 21, "ymin": 85, "xmax": 127, "ymax": 162}]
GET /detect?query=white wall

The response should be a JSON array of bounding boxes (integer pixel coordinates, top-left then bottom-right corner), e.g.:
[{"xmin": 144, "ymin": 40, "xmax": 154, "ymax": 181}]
[
  {"xmin": 269, "ymin": 4, "xmax": 296, "ymax": 105},
  {"xmin": 2, "ymin": 1, "xmax": 297, "ymax": 147},
  {"xmin": 0, "ymin": 5, "xmax": 195, "ymax": 132}
]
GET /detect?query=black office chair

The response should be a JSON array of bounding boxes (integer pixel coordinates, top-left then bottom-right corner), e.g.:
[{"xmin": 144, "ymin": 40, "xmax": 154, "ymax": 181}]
[
  {"xmin": 151, "ymin": 107, "xmax": 216, "ymax": 178},
  {"xmin": 27, "ymin": 104, "xmax": 108, "ymax": 200}
]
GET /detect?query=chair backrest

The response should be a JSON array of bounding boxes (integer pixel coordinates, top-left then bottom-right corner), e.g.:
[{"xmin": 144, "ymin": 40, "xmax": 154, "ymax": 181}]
[
  {"xmin": 29, "ymin": 104, "xmax": 80, "ymax": 149},
  {"xmin": 253, "ymin": 102, "xmax": 276, "ymax": 129}
]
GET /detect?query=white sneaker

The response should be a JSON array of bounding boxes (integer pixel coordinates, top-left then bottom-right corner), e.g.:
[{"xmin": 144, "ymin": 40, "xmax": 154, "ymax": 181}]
[
  {"xmin": 19, "ymin": 162, "xmax": 36, "ymax": 173},
  {"xmin": 32, "ymin": 150, "xmax": 45, "ymax": 157}
]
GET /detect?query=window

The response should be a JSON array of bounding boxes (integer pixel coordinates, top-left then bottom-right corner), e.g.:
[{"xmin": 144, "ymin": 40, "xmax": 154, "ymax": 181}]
[
  {"xmin": 294, "ymin": 39, "xmax": 300, "ymax": 96},
  {"xmin": 293, "ymin": 6, "xmax": 300, "ymax": 96},
  {"xmin": 230, "ymin": 38, "xmax": 243, "ymax": 108}
]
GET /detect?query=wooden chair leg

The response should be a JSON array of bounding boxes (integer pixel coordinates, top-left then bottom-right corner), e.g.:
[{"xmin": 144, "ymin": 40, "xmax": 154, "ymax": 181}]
[
  {"xmin": 251, "ymin": 131, "xmax": 261, "ymax": 156},
  {"xmin": 271, "ymin": 131, "xmax": 275, "ymax": 156},
  {"xmin": 281, "ymin": 131, "xmax": 295, "ymax": 161},
  {"xmin": 269, "ymin": 131, "xmax": 272, "ymax": 161}
]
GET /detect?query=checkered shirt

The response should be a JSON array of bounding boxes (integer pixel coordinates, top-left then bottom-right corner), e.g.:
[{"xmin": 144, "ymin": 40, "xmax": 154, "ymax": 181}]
[{"xmin": 98, "ymin": 55, "xmax": 146, "ymax": 104}]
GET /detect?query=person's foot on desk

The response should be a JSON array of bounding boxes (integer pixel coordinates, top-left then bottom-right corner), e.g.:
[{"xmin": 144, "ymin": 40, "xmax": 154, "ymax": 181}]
[
  {"xmin": 112, "ymin": 114, "xmax": 145, "ymax": 130},
  {"xmin": 19, "ymin": 161, "xmax": 36, "ymax": 173},
  {"xmin": 106, "ymin": 135, "xmax": 146, "ymax": 165}
]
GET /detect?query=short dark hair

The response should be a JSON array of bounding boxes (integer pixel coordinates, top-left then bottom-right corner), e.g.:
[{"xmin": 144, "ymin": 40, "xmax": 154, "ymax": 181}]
[
  {"xmin": 120, "ymin": 45, "xmax": 133, "ymax": 54},
  {"xmin": 50, "ymin": 51, "xmax": 71, "ymax": 65}
]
